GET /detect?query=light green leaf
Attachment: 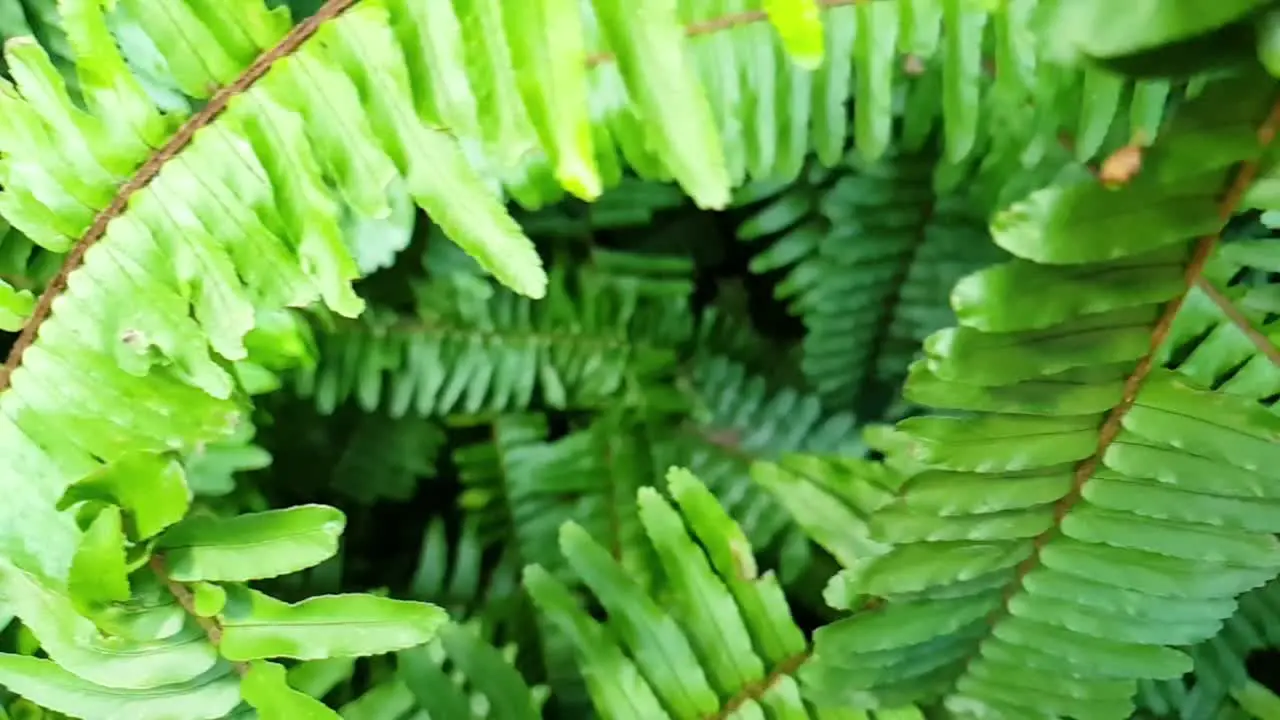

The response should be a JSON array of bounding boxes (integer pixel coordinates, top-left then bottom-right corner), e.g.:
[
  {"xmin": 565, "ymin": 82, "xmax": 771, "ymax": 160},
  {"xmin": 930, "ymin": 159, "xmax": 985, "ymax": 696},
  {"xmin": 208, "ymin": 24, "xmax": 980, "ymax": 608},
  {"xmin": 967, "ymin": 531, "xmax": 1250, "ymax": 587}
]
[
  {"xmin": 68, "ymin": 505, "xmax": 132, "ymax": 607},
  {"xmin": 219, "ymin": 588, "xmax": 447, "ymax": 661},
  {"xmin": 0, "ymin": 280, "xmax": 33, "ymax": 331},
  {"xmin": 58, "ymin": 452, "xmax": 191, "ymax": 540},
  {"xmin": 854, "ymin": 1, "xmax": 898, "ymax": 163},
  {"xmin": 503, "ymin": 0, "xmax": 601, "ymax": 200},
  {"xmin": 242, "ymin": 660, "xmax": 340, "ymax": 720},
  {"xmin": 523, "ymin": 565, "xmax": 668, "ymax": 720},
  {"xmin": 588, "ymin": 0, "xmax": 731, "ymax": 209},
  {"xmin": 0, "ymin": 655, "xmax": 240, "ymax": 720},
  {"xmin": 342, "ymin": 178, "xmax": 416, "ymax": 276},
  {"xmin": 326, "ymin": 4, "xmax": 547, "ymax": 299},
  {"xmin": 1050, "ymin": 0, "xmax": 1269, "ymax": 60},
  {"xmin": 156, "ymin": 505, "xmax": 346, "ymax": 582},
  {"xmin": 765, "ymin": 0, "xmax": 825, "ymax": 69},
  {"xmin": 193, "ymin": 582, "xmax": 227, "ymax": 618},
  {"xmin": 557, "ymin": 521, "xmax": 720, "ymax": 717},
  {"xmin": 941, "ymin": 0, "xmax": 985, "ymax": 163}
]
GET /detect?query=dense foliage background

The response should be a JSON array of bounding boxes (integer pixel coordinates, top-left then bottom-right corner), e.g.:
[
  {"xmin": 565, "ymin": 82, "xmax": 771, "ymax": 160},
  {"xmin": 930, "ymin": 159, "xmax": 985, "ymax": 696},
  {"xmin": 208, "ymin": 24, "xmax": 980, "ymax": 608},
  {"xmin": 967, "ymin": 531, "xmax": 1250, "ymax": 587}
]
[{"xmin": 2, "ymin": 0, "xmax": 1280, "ymax": 718}]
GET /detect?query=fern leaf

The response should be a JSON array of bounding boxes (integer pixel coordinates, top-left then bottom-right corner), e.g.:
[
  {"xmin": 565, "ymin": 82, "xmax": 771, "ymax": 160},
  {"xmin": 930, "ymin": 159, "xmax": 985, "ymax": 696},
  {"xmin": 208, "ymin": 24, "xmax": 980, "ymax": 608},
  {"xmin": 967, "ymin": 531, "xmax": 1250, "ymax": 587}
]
[
  {"xmin": 655, "ymin": 356, "xmax": 860, "ymax": 583},
  {"xmin": 528, "ymin": 467, "xmax": 926, "ymax": 719},
  {"xmin": 737, "ymin": 152, "xmax": 1003, "ymax": 414},
  {"xmin": 453, "ymin": 413, "xmax": 652, "ymax": 586},
  {"xmin": 336, "ymin": 623, "xmax": 547, "ymax": 720},
  {"xmin": 1139, "ymin": 578, "xmax": 1280, "ymax": 719},
  {"xmin": 801, "ymin": 70, "xmax": 1280, "ymax": 719},
  {"xmin": 295, "ymin": 265, "xmax": 692, "ymax": 417}
]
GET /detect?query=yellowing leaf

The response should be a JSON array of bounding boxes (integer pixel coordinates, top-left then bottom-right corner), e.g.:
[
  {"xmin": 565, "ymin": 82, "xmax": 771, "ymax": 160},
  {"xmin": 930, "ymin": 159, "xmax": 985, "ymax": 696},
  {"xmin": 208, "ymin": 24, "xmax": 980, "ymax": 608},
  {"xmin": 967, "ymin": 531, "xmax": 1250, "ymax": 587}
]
[{"xmin": 764, "ymin": 0, "xmax": 826, "ymax": 69}]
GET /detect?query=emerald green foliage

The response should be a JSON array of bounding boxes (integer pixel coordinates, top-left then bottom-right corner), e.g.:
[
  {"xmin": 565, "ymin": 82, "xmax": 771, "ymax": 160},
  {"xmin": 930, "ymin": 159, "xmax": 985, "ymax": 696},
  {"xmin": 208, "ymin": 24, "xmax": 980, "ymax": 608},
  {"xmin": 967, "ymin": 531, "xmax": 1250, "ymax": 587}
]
[{"xmin": 1, "ymin": 1, "xmax": 1280, "ymax": 719}]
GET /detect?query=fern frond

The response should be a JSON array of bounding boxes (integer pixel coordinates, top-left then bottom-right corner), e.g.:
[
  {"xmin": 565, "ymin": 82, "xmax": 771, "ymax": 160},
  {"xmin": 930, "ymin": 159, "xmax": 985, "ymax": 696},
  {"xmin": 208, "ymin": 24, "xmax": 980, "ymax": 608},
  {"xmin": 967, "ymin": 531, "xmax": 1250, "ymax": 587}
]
[
  {"xmin": 524, "ymin": 467, "xmax": 919, "ymax": 720},
  {"xmin": 334, "ymin": 622, "xmax": 547, "ymax": 720},
  {"xmin": 739, "ymin": 151, "xmax": 1003, "ymax": 413},
  {"xmin": 799, "ymin": 70, "xmax": 1280, "ymax": 719},
  {"xmin": 1158, "ymin": 202, "xmax": 1280, "ymax": 411},
  {"xmin": 409, "ymin": 516, "xmax": 523, "ymax": 627},
  {"xmin": 453, "ymin": 412, "xmax": 652, "ymax": 588},
  {"xmin": 295, "ymin": 262, "xmax": 693, "ymax": 417},
  {"xmin": 1138, "ymin": 579, "xmax": 1280, "ymax": 720},
  {"xmin": 653, "ymin": 356, "xmax": 861, "ymax": 584}
]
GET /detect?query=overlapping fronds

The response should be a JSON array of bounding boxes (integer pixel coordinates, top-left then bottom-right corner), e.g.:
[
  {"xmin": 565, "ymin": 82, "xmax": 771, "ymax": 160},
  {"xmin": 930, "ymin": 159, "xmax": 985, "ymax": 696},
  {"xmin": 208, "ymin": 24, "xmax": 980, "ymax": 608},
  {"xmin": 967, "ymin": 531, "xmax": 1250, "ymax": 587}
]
[
  {"xmin": 294, "ymin": 256, "xmax": 695, "ymax": 417},
  {"xmin": 525, "ymin": 467, "xmax": 923, "ymax": 720},
  {"xmin": 331, "ymin": 622, "xmax": 548, "ymax": 720},
  {"xmin": 797, "ymin": 69, "xmax": 1280, "ymax": 718},
  {"xmin": 452, "ymin": 412, "xmax": 653, "ymax": 588},
  {"xmin": 1, "ymin": 0, "xmax": 1278, "ymax": 717},
  {"xmin": 735, "ymin": 151, "xmax": 1002, "ymax": 413},
  {"xmin": 0, "ymin": 463, "xmax": 445, "ymax": 719},
  {"xmin": 1144, "ymin": 178, "xmax": 1280, "ymax": 416},
  {"xmin": 654, "ymin": 356, "xmax": 861, "ymax": 582},
  {"xmin": 1138, "ymin": 579, "xmax": 1280, "ymax": 720}
]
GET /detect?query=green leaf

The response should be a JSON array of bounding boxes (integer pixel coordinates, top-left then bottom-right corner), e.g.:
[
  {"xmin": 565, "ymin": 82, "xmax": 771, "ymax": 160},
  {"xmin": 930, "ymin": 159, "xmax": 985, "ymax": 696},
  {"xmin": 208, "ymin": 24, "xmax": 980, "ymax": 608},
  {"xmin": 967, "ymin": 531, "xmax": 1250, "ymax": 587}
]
[
  {"xmin": 1050, "ymin": 0, "xmax": 1270, "ymax": 60},
  {"xmin": 523, "ymin": 565, "xmax": 669, "ymax": 720},
  {"xmin": 556, "ymin": 520, "xmax": 720, "ymax": 717},
  {"xmin": 941, "ymin": 0, "xmax": 986, "ymax": 163},
  {"xmin": 324, "ymin": 5, "xmax": 548, "ymax": 300},
  {"xmin": 156, "ymin": 505, "xmax": 346, "ymax": 582},
  {"xmin": 397, "ymin": 643, "xmax": 472, "ymax": 719},
  {"xmin": 853, "ymin": 1, "xmax": 898, "ymax": 163},
  {"xmin": 502, "ymin": 0, "xmax": 601, "ymax": 200},
  {"xmin": 764, "ymin": 0, "xmax": 825, "ymax": 69},
  {"xmin": 0, "ymin": 655, "xmax": 240, "ymax": 720},
  {"xmin": 58, "ymin": 452, "xmax": 191, "ymax": 540},
  {"xmin": 242, "ymin": 660, "xmax": 340, "ymax": 720},
  {"xmin": 435, "ymin": 624, "xmax": 542, "ymax": 720},
  {"xmin": 68, "ymin": 505, "xmax": 131, "ymax": 607},
  {"xmin": 0, "ymin": 280, "xmax": 33, "ymax": 331},
  {"xmin": 588, "ymin": 0, "xmax": 731, "ymax": 209},
  {"xmin": 219, "ymin": 588, "xmax": 447, "ymax": 661},
  {"xmin": 192, "ymin": 582, "xmax": 227, "ymax": 618}
]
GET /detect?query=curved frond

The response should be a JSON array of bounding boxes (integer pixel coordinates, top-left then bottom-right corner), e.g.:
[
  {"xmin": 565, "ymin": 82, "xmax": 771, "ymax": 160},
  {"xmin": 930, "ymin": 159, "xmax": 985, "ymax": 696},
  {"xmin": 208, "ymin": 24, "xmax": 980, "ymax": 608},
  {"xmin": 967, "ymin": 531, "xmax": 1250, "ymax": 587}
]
[
  {"xmin": 295, "ymin": 259, "xmax": 694, "ymax": 417},
  {"xmin": 799, "ymin": 70, "xmax": 1280, "ymax": 719},
  {"xmin": 655, "ymin": 356, "xmax": 861, "ymax": 583},
  {"xmin": 1138, "ymin": 579, "xmax": 1280, "ymax": 720},
  {"xmin": 525, "ymin": 467, "xmax": 924, "ymax": 720},
  {"xmin": 335, "ymin": 622, "xmax": 548, "ymax": 720},
  {"xmin": 737, "ymin": 151, "xmax": 1003, "ymax": 413}
]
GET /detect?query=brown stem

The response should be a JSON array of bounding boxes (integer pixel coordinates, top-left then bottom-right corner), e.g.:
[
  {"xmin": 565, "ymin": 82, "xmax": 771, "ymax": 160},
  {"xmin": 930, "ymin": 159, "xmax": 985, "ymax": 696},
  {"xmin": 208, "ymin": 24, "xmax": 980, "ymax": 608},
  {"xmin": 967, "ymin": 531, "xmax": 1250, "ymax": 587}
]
[
  {"xmin": 587, "ymin": 0, "xmax": 865, "ymax": 67},
  {"xmin": 149, "ymin": 555, "xmax": 248, "ymax": 676},
  {"xmin": 0, "ymin": 0, "xmax": 875, "ymax": 391},
  {"xmin": 706, "ymin": 651, "xmax": 812, "ymax": 720},
  {"xmin": 1193, "ymin": 276, "xmax": 1280, "ymax": 368},
  {"xmin": 0, "ymin": 0, "xmax": 361, "ymax": 392},
  {"xmin": 980, "ymin": 95, "xmax": 1280, "ymax": 650}
]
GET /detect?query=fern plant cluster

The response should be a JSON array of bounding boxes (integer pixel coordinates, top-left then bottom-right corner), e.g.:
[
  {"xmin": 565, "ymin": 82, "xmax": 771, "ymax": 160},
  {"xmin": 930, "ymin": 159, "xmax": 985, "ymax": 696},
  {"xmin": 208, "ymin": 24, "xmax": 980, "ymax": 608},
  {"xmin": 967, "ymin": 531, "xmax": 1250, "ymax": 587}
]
[{"xmin": 0, "ymin": 0, "xmax": 1279, "ymax": 719}]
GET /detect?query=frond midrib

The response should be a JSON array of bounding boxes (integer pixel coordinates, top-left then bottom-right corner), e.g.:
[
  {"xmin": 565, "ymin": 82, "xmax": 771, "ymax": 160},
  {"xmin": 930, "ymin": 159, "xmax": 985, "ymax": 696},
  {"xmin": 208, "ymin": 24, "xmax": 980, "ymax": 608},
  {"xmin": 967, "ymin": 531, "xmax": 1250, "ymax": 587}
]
[
  {"xmin": 0, "ymin": 0, "xmax": 362, "ymax": 392},
  {"xmin": 944, "ymin": 96, "xmax": 1280, "ymax": 700}
]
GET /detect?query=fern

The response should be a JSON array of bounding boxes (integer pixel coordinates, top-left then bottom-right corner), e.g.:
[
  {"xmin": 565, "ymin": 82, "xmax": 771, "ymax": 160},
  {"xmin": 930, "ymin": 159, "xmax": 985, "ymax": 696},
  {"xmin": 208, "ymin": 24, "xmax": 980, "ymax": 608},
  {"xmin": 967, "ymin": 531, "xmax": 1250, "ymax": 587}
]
[
  {"xmin": 524, "ymin": 467, "xmax": 912, "ymax": 720},
  {"xmin": 736, "ymin": 151, "xmax": 1003, "ymax": 414},
  {"xmin": 1138, "ymin": 579, "xmax": 1280, "ymax": 719},
  {"xmin": 1, "ymin": 0, "xmax": 1279, "ymax": 718},
  {"xmin": 295, "ymin": 259, "xmax": 693, "ymax": 418},
  {"xmin": 798, "ymin": 67, "xmax": 1280, "ymax": 719}
]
